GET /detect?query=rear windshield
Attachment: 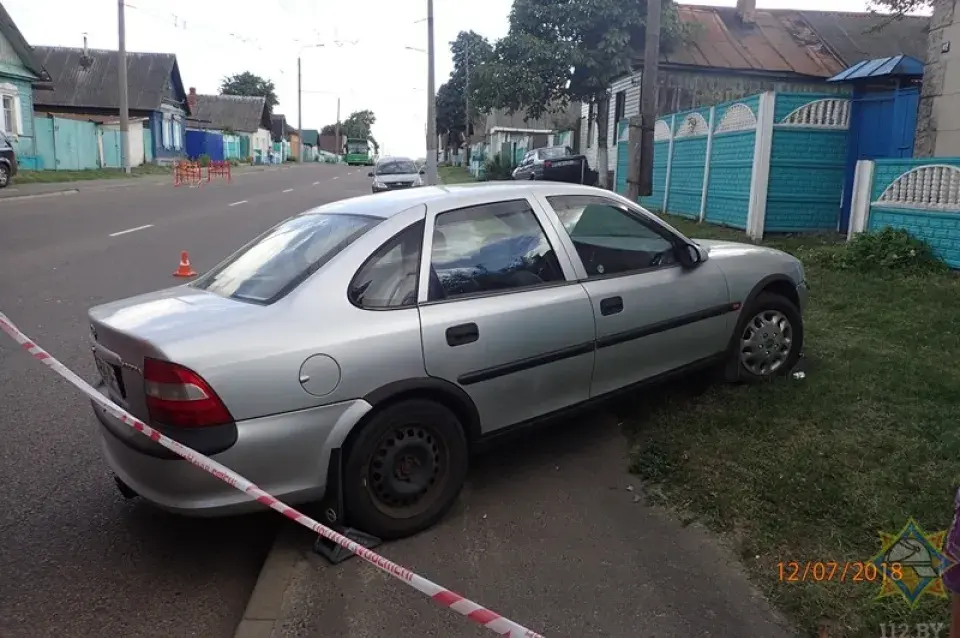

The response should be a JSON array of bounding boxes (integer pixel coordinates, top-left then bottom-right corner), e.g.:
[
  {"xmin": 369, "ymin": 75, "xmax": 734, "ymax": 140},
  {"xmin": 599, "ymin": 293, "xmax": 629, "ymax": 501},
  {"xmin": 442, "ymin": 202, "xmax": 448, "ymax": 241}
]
[
  {"xmin": 540, "ymin": 147, "xmax": 570, "ymax": 159},
  {"xmin": 192, "ymin": 213, "xmax": 381, "ymax": 304}
]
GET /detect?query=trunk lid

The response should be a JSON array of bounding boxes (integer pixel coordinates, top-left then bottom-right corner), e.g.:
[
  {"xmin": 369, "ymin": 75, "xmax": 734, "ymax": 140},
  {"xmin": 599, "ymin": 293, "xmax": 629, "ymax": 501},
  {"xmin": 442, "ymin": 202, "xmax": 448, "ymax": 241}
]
[{"xmin": 88, "ymin": 285, "xmax": 264, "ymax": 421}]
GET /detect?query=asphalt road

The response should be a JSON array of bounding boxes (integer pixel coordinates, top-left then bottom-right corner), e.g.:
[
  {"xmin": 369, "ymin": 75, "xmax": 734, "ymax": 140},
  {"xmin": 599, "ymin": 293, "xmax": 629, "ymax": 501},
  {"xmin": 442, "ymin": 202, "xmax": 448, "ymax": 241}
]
[{"xmin": 0, "ymin": 164, "xmax": 373, "ymax": 638}]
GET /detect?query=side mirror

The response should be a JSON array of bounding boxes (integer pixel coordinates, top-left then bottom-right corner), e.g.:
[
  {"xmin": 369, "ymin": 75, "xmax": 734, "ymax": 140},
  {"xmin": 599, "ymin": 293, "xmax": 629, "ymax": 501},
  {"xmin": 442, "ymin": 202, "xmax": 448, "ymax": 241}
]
[
  {"xmin": 678, "ymin": 242, "xmax": 705, "ymax": 268},
  {"xmin": 367, "ymin": 172, "xmax": 374, "ymax": 177}
]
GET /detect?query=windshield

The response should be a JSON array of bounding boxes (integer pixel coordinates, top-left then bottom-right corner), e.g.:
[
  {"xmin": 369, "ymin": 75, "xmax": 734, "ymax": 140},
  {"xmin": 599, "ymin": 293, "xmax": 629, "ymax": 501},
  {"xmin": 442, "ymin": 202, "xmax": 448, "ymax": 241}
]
[
  {"xmin": 346, "ymin": 141, "xmax": 368, "ymax": 153},
  {"xmin": 540, "ymin": 147, "xmax": 570, "ymax": 159},
  {"xmin": 376, "ymin": 160, "xmax": 418, "ymax": 175},
  {"xmin": 192, "ymin": 213, "xmax": 381, "ymax": 304}
]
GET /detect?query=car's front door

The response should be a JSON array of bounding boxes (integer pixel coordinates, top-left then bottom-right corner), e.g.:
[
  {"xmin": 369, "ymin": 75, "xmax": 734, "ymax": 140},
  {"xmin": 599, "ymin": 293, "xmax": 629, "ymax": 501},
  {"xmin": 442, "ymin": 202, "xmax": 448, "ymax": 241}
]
[
  {"xmin": 538, "ymin": 194, "xmax": 734, "ymax": 398},
  {"xmin": 417, "ymin": 196, "xmax": 596, "ymax": 433}
]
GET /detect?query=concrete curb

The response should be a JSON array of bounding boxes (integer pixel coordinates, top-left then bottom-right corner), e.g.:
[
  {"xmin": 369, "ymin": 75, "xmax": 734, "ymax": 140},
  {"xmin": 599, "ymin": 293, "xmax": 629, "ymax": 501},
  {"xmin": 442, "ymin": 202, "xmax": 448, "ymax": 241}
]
[
  {"xmin": 0, "ymin": 188, "xmax": 79, "ymax": 202},
  {"xmin": 234, "ymin": 526, "xmax": 301, "ymax": 638}
]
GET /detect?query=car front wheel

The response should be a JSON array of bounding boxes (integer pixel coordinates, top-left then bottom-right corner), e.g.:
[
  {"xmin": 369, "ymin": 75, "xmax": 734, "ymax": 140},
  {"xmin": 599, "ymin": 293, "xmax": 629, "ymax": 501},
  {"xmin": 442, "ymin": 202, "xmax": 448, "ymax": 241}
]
[
  {"xmin": 724, "ymin": 292, "xmax": 803, "ymax": 382},
  {"xmin": 342, "ymin": 399, "xmax": 469, "ymax": 540}
]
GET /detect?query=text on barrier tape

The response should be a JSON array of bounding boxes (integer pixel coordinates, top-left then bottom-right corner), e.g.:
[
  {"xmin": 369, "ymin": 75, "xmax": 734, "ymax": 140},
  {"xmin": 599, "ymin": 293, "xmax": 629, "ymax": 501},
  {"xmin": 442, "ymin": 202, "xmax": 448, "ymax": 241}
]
[{"xmin": 0, "ymin": 311, "xmax": 544, "ymax": 638}]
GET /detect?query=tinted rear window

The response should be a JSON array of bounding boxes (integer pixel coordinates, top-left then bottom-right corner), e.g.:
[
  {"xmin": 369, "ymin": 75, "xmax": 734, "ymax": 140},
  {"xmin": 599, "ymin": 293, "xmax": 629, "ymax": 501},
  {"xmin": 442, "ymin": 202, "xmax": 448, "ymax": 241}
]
[{"xmin": 192, "ymin": 213, "xmax": 381, "ymax": 304}]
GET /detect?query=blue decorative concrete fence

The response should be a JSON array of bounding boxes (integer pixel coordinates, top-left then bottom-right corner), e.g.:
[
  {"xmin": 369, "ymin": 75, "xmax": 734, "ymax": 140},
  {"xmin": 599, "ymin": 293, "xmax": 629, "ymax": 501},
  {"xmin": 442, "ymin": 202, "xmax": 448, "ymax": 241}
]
[
  {"xmin": 616, "ymin": 91, "xmax": 851, "ymax": 239},
  {"xmin": 848, "ymin": 158, "xmax": 960, "ymax": 268}
]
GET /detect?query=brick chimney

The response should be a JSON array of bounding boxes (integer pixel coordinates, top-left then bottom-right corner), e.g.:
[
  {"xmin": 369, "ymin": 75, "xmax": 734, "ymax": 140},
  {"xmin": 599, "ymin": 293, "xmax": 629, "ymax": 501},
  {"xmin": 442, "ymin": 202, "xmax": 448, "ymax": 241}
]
[
  {"xmin": 736, "ymin": 0, "xmax": 756, "ymax": 23},
  {"xmin": 187, "ymin": 87, "xmax": 197, "ymax": 110}
]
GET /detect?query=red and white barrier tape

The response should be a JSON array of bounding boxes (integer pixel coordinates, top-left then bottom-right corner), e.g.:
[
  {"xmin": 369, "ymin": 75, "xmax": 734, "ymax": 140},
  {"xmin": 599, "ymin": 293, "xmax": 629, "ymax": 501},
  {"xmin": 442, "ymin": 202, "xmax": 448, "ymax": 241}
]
[{"xmin": 0, "ymin": 311, "xmax": 544, "ymax": 638}]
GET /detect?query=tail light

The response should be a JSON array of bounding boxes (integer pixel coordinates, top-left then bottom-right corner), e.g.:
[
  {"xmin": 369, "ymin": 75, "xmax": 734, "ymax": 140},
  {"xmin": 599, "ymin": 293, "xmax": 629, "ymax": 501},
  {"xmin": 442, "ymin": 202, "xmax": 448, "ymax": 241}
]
[
  {"xmin": 143, "ymin": 357, "xmax": 233, "ymax": 428},
  {"xmin": 544, "ymin": 160, "xmax": 553, "ymax": 168}
]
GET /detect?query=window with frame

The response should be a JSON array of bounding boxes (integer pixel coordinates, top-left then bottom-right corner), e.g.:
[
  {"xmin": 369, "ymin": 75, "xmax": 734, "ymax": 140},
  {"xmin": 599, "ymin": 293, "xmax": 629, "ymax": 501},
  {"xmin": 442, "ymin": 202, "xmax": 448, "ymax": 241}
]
[
  {"xmin": 614, "ymin": 91, "xmax": 626, "ymax": 124},
  {"xmin": 586, "ymin": 102, "xmax": 595, "ymax": 148},
  {"xmin": 172, "ymin": 118, "xmax": 182, "ymax": 150},
  {"xmin": 1, "ymin": 94, "xmax": 15, "ymax": 135},
  {"xmin": 546, "ymin": 195, "xmax": 678, "ymax": 276},
  {"xmin": 428, "ymin": 199, "xmax": 565, "ymax": 301},
  {"xmin": 162, "ymin": 117, "xmax": 172, "ymax": 149},
  {"xmin": 349, "ymin": 221, "xmax": 424, "ymax": 309}
]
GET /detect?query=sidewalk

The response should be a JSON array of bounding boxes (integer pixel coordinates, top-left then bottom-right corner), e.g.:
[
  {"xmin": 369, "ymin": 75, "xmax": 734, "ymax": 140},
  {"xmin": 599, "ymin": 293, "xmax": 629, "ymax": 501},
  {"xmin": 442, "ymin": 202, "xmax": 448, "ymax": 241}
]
[
  {"xmin": 0, "ymin": 164, "xmax": 294, "ymax": 201},
  {"xmin": 236, "ymin": 412, "xmax": 796, "ymax": 638}
]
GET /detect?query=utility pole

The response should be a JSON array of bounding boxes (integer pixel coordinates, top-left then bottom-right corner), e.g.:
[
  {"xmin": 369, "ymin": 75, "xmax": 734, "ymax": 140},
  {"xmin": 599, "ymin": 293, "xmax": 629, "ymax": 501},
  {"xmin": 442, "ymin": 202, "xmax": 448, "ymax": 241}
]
[
  {"xmin": 627, "ymin": 0, "xmax": 661, "ymax": 200},
  {"xmin": 335, "ymin": 97, "xmax": 341, "ymax": 159},
  {"xmin": 117, "ymin": 0, "xmax": 131, "ymax": 174},
  {"xmin": 463, "ymin": 46, "xmax": 471, "ymax": 168},
  {"xmin": 425, "ymin": 0, "xmax": 438, "ymax": 185},
  {"xmin": 297, "ymin": 56, "xmax": 303, "ymax": 162}
]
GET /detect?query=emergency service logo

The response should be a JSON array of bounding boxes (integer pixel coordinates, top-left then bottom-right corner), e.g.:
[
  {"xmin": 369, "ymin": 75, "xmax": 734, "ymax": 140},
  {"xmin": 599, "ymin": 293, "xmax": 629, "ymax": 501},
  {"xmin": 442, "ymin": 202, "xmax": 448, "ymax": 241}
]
[{"xmin": 869, "ymin": 518, "xmax": 954, "ymax": 607}]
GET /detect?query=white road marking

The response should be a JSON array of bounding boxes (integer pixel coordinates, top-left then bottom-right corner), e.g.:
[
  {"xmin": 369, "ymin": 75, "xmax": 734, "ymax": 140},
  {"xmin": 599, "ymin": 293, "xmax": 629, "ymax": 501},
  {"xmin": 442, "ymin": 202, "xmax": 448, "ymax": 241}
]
[
  {"xmin": 283, "ymin": 188, "xmax": 294, "ymax": 193},
  {"xmin": 332, "ymin": 176, "xmax": 339, "ymax": 180},
  {"xmin": 313, "ymin": 181, "xmax": 321, "ymax": 185},
  {"xmin": 108, "ymin": 224, "xmax": 154, "ymax": 237},
  {"xmin": 229, "ymin": 200, "xmax": 248, "ymax": 206}
]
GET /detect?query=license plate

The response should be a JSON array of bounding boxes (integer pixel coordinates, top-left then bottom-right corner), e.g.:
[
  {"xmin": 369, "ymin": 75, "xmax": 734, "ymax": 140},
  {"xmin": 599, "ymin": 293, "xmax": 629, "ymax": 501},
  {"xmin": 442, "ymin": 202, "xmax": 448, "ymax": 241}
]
[
  {"xmin": 552, "ymin": 160, "xmax": 578, "ymax": 167},
  {"xmin": 94, "ymin": 353, "xmax": 125, "ymax": 398}
]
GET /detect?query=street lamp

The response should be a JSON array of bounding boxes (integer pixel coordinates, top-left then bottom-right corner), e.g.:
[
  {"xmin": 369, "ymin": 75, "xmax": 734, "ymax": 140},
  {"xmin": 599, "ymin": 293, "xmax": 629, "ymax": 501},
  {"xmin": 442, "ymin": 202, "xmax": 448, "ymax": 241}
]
[
  {"xmin": 298, "ymin": 43, "xmax": 325, "ymax": 163},
  {"xmin": 406, "ymin": 17, "xmax": 438, "ymax": 187}
]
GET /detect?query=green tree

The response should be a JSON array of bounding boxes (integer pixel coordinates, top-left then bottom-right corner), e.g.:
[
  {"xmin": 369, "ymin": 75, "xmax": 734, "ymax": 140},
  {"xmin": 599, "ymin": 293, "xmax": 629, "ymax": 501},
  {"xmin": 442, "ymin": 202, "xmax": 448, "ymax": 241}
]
[
  {"xmin": 324, "ymin": 110, "xmax": 379, "ymax": 154},
  {"xmin": 867, "ymin": 0, "xmax": 929, "ymax": 17},
  {"xmin": 219, "ymin": 72, "xmax": 279, "ymax": 117},
  {"xmin": 472, "ymin": 0, "xmax": 690, "ymax": 187},
  {"xmin": 435, "ymin": 31, "xmax": 495, "ymax": 160}
]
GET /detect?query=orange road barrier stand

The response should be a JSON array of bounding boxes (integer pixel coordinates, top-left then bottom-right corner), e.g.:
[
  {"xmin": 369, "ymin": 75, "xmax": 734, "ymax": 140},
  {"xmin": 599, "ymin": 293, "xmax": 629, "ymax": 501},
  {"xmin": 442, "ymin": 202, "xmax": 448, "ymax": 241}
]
[
  {"xmin": 173, "ymin": 251, "xmax": 198, "ymax": 278},
  {"xmin": 206, "ymin": 160, "xmax": 232, "ymax": 183},
  {"xmin": 174, "ymin": 160, "xmax": 202, "ymax": 187}
]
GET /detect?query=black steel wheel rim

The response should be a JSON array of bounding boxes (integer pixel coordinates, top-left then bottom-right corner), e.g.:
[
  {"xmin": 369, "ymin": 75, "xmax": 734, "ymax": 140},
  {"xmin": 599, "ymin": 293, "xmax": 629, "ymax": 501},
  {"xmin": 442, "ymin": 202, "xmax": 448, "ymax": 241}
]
[{"xmin": 367, "ymin": 424, "xmax": 447, "ymax": 518}]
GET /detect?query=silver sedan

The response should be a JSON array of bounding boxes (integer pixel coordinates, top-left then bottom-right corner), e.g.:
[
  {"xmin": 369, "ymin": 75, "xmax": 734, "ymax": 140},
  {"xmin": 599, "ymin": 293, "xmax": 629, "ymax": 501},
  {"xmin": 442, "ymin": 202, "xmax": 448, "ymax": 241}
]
[{"xmin": 87, "ymin": 182, "xmax": 806, "ymax": 539}]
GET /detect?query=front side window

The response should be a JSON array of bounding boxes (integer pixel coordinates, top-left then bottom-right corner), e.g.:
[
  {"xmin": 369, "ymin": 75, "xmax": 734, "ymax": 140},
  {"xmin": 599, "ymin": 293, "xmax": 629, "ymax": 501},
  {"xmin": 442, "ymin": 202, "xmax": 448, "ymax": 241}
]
[
  {"xmin": 428, "ymin": 199, "xmax": 564, "ymax": 301},
  {"xmin": 194, "ymin": 213, "xmax": 381, "ymax": 304},
  {"xmin": 546, "ymin": 195, "xmax": 677, "ymax": 276},
  {"xmin": 349, "ymin": 221, "xmax": 424, "ymax": 309}
]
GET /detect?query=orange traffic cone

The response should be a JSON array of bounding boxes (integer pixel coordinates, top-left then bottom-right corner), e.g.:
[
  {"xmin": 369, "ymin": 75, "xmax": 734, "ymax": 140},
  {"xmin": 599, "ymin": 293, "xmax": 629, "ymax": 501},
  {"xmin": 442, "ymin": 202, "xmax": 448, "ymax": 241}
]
[{"xmin": 173, "ymin": 251, "xmax": 197, "ymax": 277}]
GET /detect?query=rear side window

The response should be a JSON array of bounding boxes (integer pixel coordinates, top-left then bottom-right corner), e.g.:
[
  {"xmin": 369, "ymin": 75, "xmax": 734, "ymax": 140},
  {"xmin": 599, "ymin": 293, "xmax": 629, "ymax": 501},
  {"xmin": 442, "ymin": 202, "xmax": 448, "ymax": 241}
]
[
  {"xmin": 349, "ymin": 221, "xmax": 424, "ymax": 309},
  {"xmin": 193, "ymin": 213, "xmax": 381, "ymax": 304}
]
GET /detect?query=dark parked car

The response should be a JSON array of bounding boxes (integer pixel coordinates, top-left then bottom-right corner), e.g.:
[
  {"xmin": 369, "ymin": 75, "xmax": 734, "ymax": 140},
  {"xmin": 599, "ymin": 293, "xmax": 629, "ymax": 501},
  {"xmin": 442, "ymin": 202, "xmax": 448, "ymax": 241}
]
[
  {"xmin": 512, "ymin": 146, "xmax": 595, "ymax": 185},
  {"xmin": 0, "ymin": 133, "xmax": 18, "ymax": 188}
]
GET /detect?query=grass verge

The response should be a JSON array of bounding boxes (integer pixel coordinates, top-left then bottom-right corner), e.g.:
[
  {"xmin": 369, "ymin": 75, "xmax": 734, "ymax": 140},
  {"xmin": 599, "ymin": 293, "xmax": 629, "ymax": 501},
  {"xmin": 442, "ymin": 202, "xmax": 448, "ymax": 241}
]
[
  {"xmin": 13, "ymin": 163, "xmax": 171, "ymax": 185},
  {"xmin": 625, "ymin": 215, "xmax": 960, "ymax": 637},
  {"xmin": 438, "ymin": 164, "xmax": 474, "ymax": 184}
]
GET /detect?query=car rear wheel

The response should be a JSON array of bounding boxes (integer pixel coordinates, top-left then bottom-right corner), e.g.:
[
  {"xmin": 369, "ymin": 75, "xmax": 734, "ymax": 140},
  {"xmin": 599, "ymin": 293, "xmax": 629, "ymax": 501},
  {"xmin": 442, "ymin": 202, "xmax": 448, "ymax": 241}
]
[
  {"xmin": 0, "ymin": 163, "xmax": 9, "ymax": 188},
  {"xmin": 724, "ymin": 292, "xmax": 803, "ymax": 382},
  {"xmin": 343, "ymin": 399, "xmax": 468, "ymax": 540}
]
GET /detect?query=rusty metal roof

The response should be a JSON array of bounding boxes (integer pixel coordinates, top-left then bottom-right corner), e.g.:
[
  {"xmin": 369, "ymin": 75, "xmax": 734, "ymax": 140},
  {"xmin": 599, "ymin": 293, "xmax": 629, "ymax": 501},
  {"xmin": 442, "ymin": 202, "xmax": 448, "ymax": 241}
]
[
  {"xmin": 649, "ymin": 5, "xmax": 930, "ymax": 78},
  {"xmin": 32, "ymin": 46, "xmax": 188, "ymax": 113}
]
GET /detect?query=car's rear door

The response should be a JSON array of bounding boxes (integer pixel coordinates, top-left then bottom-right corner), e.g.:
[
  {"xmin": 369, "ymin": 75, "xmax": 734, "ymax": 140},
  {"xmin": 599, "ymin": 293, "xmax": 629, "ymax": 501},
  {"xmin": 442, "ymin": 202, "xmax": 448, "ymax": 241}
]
[
  {"xmin": 536, "ymin": 193, "xmax": 734, "ymax": 398},
  {"xmin": 417, "ymin": 195, "xmax": 596, "ymax": 434}
]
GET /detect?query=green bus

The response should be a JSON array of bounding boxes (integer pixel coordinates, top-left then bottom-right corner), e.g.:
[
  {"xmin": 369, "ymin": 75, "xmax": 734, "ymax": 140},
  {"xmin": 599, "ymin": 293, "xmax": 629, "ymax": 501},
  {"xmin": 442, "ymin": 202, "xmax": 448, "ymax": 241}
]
[{"xmin": 344, "ymin": 138, "xmax": 374, "ymax": 166}]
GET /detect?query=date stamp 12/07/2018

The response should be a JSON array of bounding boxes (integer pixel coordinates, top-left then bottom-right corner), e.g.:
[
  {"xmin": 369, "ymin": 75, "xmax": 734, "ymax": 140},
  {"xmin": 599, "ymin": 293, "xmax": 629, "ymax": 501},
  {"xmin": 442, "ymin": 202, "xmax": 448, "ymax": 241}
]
[{"xmin": 777, "ymin": 561, "xmax": 903, "ymax": 583}]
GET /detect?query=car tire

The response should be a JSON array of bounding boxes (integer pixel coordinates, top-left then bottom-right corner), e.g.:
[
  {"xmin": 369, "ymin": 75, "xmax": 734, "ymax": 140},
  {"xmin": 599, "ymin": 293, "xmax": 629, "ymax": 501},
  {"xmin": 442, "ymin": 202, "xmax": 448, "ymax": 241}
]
[
  {"xmin": 342, "ymin": 399, "xmax": 469, "ymax": 540},
  {"xmin": 722, "ymin": 292, "xmax": 803, "ymax": 383},
  {"xmin": 0, "ymin": 163, "xmax": 9, "ymax": 188}
]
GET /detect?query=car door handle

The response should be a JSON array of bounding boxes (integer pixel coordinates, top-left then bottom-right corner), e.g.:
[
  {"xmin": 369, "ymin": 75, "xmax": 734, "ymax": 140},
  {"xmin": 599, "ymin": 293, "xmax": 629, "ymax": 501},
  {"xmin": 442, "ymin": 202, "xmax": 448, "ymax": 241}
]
[
  {"xmin": 446, "ymin": 323, "xmax": 479, "ymax": 347},
  {"xmin": 600, "ymin": 296, "xmax": 623, "ymax": 316}
]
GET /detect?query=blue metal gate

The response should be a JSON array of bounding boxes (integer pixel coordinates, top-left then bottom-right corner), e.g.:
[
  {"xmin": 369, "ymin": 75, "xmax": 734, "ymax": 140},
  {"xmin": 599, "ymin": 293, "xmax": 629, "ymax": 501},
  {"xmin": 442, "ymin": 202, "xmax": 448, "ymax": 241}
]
[{"xmin": 829, "ymin": 56, "xmax": 924, "ymax": 233}]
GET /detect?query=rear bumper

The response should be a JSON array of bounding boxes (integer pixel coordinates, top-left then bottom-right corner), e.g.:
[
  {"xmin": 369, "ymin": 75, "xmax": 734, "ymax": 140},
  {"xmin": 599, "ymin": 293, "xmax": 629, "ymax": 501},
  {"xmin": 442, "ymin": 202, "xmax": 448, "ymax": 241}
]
[{"xmin": 91, "ymin": 383, "xmax": 373, "ymax": 516}]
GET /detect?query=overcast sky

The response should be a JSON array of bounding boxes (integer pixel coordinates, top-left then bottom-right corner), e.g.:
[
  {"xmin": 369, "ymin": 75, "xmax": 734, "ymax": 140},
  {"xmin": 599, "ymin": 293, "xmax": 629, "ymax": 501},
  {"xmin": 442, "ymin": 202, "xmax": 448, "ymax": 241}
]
[{"xmin": 7, "ymin": 0, "xmax": 881, "ymax": 158}]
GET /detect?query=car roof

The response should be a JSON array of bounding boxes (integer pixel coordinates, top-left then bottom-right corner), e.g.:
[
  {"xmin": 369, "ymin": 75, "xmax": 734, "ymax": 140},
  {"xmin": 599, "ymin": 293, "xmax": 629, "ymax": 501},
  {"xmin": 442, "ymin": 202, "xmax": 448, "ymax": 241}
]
[
  {"xmin": 299, "ymin": 182, "xmax": 619, "ymax": 220},
  {"xmin": 376, "ymin": 156, "xmax": 414, "ymax": 164}
]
